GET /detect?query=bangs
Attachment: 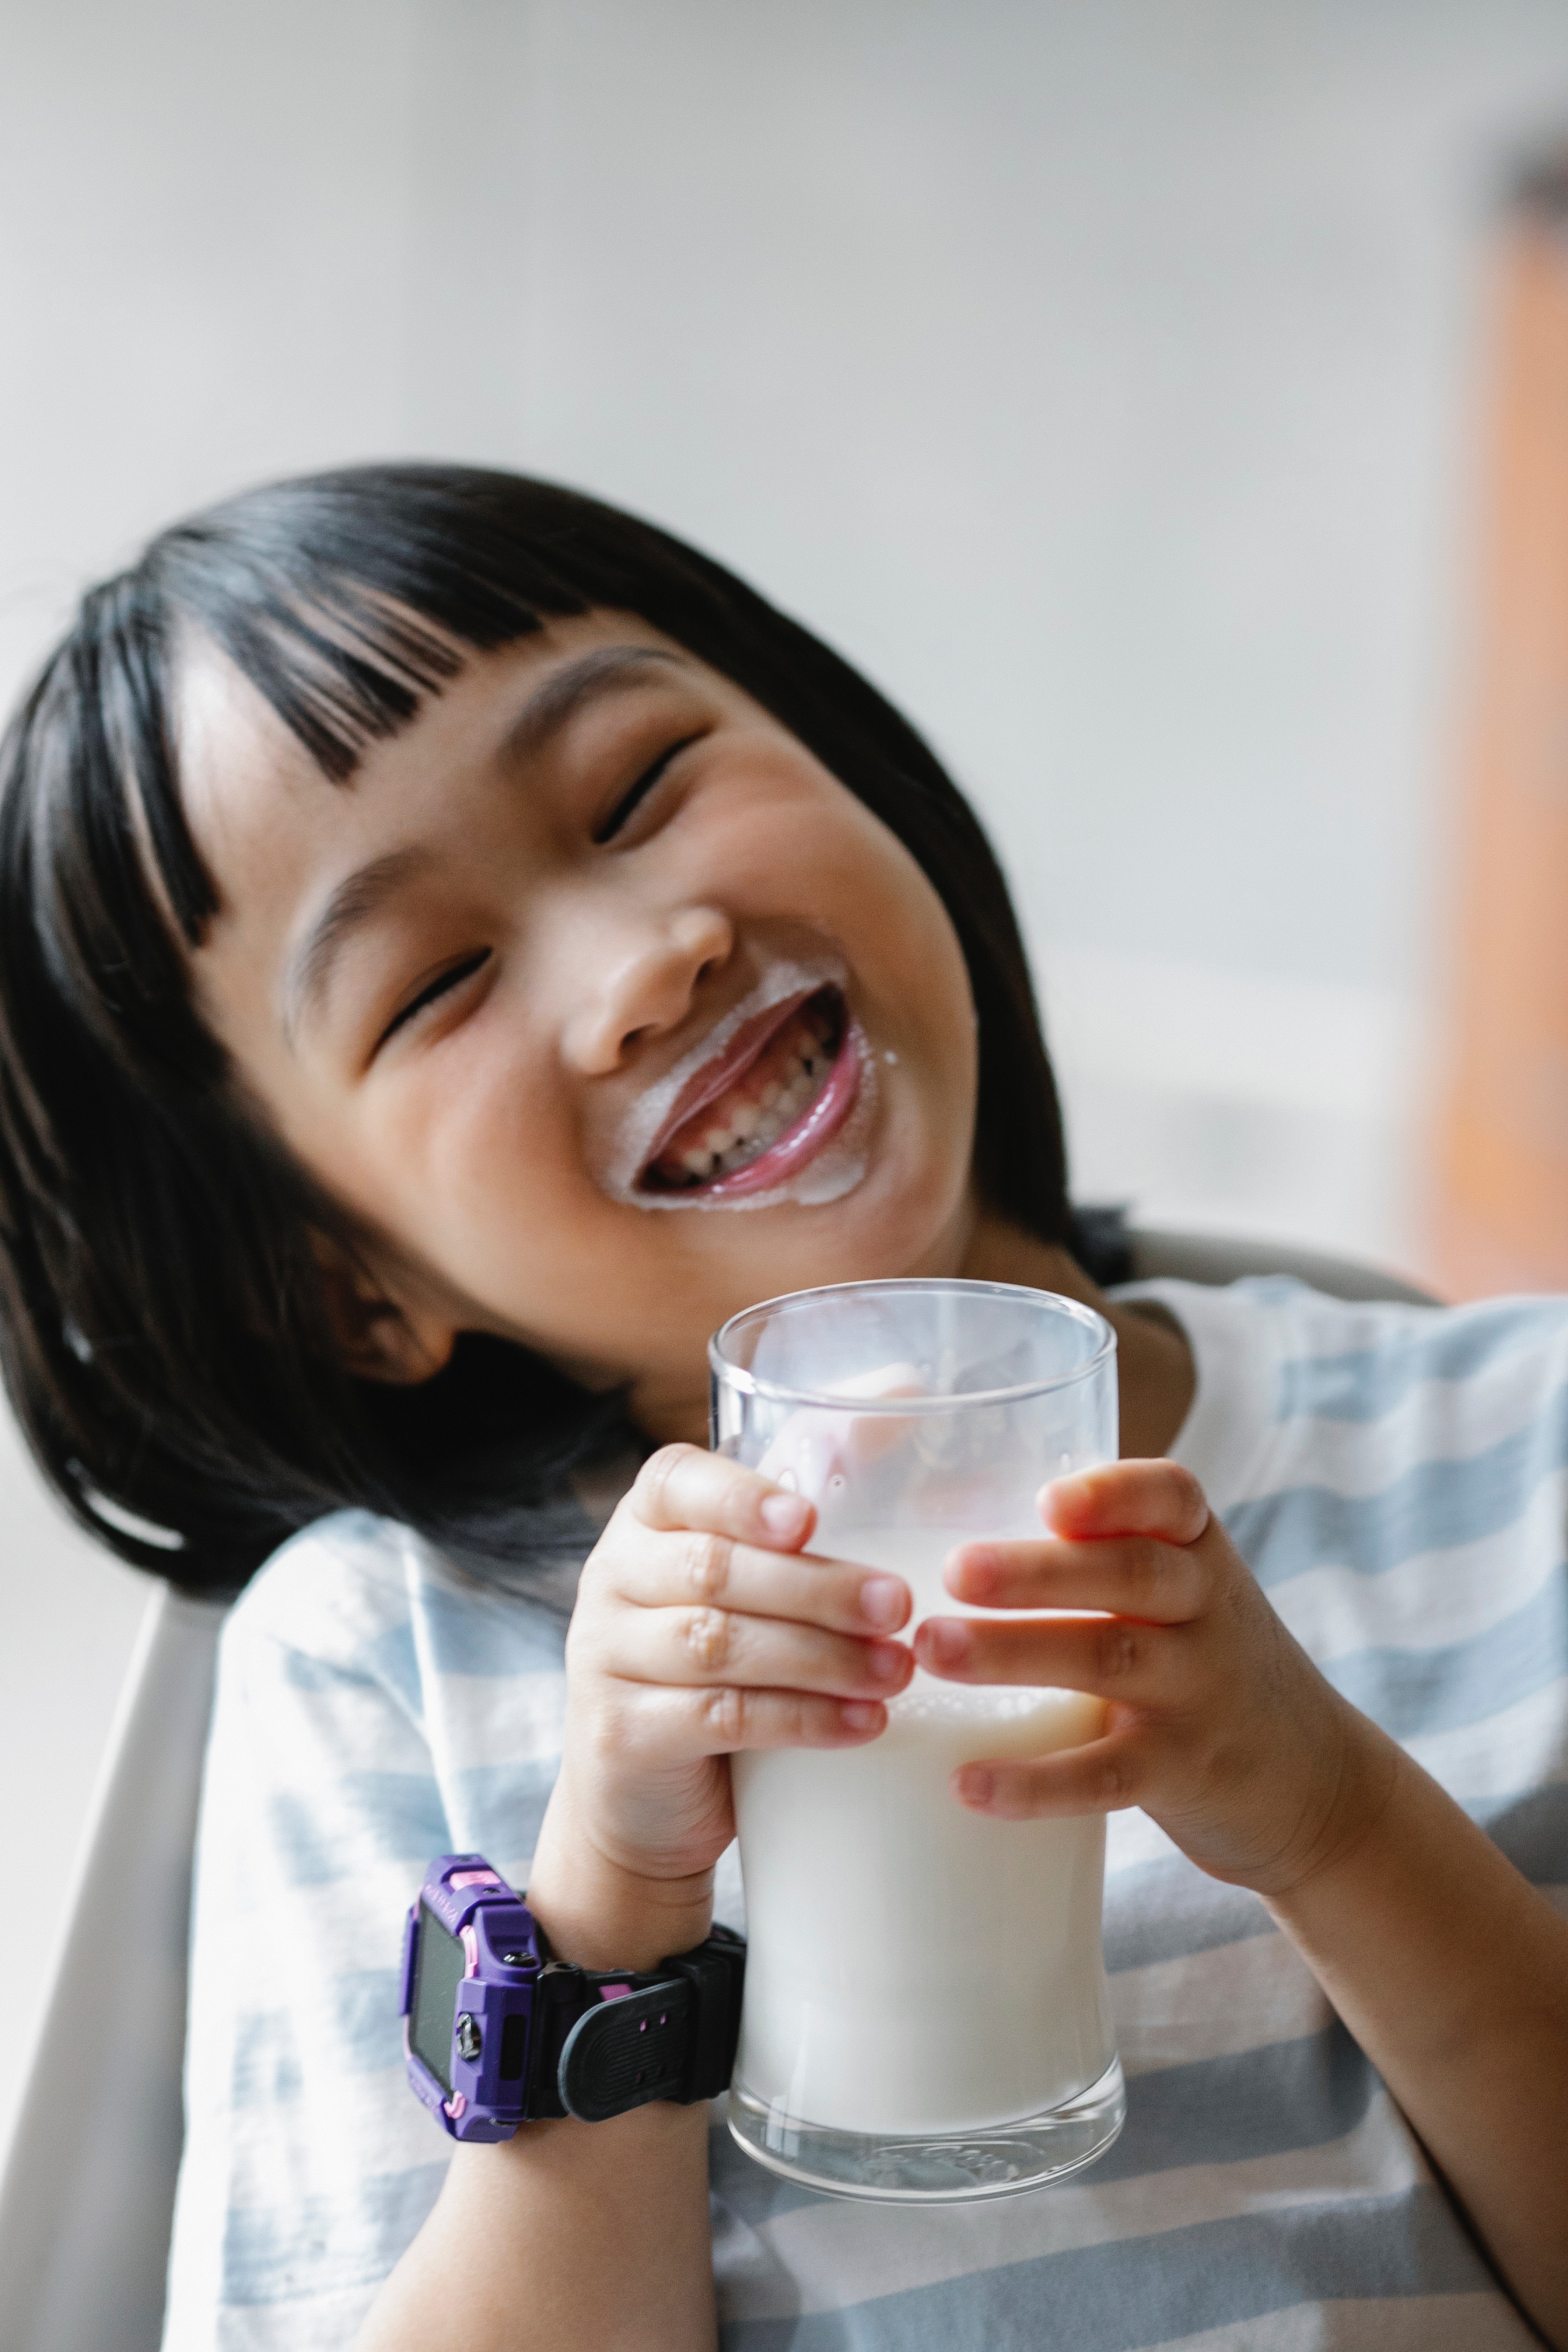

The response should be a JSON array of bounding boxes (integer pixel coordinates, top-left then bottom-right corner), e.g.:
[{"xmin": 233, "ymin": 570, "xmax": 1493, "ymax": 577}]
[
  {"xmin": 134, "ymin": 466, "xmax": 611, "ymax": 943},
  {"xmin": 181, "ymin": 579, "xmax": 466, "ymax": 787}
]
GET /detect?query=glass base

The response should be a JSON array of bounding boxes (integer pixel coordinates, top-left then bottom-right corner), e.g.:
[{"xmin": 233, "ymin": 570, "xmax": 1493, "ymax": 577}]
[{"xmin": 726, "ymin": 2053, "xmax": 1126, "ymax": 2204}]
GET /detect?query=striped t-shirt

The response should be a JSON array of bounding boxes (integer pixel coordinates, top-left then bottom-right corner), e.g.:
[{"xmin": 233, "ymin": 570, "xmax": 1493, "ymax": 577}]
[{"xmin": 161, "ymin": 1278, "xmax": 1568, "ymax": 2351}]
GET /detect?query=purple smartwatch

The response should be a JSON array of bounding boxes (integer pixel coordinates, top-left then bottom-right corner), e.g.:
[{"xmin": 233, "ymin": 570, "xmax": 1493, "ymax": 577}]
[{"xmin": 400, "ymin": 1854, "xmax": 746, "ymax": 2142}]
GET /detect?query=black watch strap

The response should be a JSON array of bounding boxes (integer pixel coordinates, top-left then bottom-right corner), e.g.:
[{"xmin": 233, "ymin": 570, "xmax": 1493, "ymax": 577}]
[{"xmin": 533, "ymin": 1923, "xmax": 746, "ymax": 2123}]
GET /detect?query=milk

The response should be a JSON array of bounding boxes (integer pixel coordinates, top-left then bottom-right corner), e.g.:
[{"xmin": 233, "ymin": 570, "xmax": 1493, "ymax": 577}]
[{"xmin": 732, "ymin": 1524, "xmax": 1114, "ymax": 2137}]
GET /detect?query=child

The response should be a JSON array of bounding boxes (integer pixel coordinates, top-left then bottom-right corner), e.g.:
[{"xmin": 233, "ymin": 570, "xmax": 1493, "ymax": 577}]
[{"xmin": 0, "ymin": 466, "xmax": 1562, "ymax": 2352}]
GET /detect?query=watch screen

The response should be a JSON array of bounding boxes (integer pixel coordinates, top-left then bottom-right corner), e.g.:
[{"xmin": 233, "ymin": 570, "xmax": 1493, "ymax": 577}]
[{"xmin": 409, "ymin": 1901, "xmax": 467, "ymax": 2095}]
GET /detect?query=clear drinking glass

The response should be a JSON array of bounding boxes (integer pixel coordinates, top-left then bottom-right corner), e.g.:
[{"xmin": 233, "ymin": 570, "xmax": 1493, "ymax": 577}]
[{"xmin": 710, "ymin": 1276, "xmax": 1125, "ymax": 2203}]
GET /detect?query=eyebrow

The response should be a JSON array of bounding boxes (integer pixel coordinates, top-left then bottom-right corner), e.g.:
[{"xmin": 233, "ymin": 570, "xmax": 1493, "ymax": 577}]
[
  {"xmin": 283, "ymin": 847, "xmax": 429, "ymax": 1048},
  {"xmin": 280, "ymin": 645, "xmax": 688, "ymax": 1048},
  {"xmin": 497, "ymin": 644, "xmax": 686, "ymax": 765}
]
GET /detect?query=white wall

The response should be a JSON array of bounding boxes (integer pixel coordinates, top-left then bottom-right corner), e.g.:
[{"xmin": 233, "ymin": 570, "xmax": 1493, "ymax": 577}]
[
  {"xmin": 4, "ymin": 0, "xmax": 1568, "ymax": 2163},
  {"xmin": 503, "ymin": 0, "xmax": 1568, "ymax": 1267}
]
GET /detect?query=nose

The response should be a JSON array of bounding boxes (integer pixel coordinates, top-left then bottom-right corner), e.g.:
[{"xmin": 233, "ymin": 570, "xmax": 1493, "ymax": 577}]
[{"xmin": 561, "ymin": 903, "xmax": 734, "ymax": 1075}]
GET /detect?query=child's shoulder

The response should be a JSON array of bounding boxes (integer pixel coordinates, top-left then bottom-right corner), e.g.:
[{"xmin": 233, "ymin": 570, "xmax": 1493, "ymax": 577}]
[
  {"xmin": 1225, "ymin": 1274, "xmax": 1568, "ymax": 1423},
  {"xmin": 1117, "ymin": 1272, "xmax": 1568, "ymax": 1517},
  {"xmin": 220, "ymin": 1506, "xmax": 567, "ymax": 1696},
  {"xmin": 1126, "ymin": 1268, "xmax": 1568, "ymax": 1402},
  {"xmin": 224, "ymin": 1506, "xmax": 438, "ymax": 1664}
]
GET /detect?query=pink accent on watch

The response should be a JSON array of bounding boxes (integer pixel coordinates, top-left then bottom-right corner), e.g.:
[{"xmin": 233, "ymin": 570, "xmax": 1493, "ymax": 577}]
[{"xmin": 449, "ymin": 1869, "xmax": 501, "ymax": 1890}]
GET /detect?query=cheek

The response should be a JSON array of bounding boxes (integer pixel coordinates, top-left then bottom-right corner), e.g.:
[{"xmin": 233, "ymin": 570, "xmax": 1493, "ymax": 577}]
[
  {"xmin": 727, "ymin": 790, "xmax": 979, "ymax": 1117},
  {"xmin": 712, "ymin": 783, "xmax": 970, "ymax": 996},
  {"xmin": 323, "ymin": 1023, "xmax": 575, "ymax": 1255},
  {"xmin": 831, "ymin": 821, "xmax": 977, "ymax": 1068}
]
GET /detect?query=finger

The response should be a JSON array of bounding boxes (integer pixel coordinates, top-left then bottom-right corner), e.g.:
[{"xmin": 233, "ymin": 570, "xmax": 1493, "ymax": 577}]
[
  {"xmin": 627, "ymin": 1680, "xmax": 890, "ymax": 1758},
  {"xmin": 1041, "ymin": 1458, "xmax": 1210, "ymax": 1546},
  {"xmin": 915, "ymin": 1609, "xmax": 1193, "ymax": 1706},
  {"xmin": 756, "ymin": 1369, "xmax": 926, "ymax": 1484},
  {"xmin": 951, "ymin": 1729, "xmax": 1150, "ymax": 1818},
  {"xmin": 607, "ymin": 1602, "xmax": 913, "ymax": 1701},
  {"xmin": 944, "ymin": 1531, "xmax": 1206, "ymax": 1623},
  {"xmin": 616, "ymin": 1528, "xmax": 911, "ymax": 1635},
  {"xmin": 629, "ymin": 1442, "xmax": 816, "ymax": 1549}
]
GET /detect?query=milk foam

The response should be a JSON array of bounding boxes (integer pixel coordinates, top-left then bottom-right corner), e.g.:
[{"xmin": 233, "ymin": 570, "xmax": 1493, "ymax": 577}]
[
  {"xmin": 589, "ymin": 953, "xmax": 876, "ymax": 1213},
  {"xmin": 732, "ymin": 1523, "xmax": 1115, "ymax": 2137}
]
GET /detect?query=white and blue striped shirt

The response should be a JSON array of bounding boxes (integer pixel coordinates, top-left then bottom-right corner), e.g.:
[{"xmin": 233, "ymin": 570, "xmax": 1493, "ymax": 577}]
[{"xmin": 161, "ymin": 1279, "xmax": 1568, "ymax": 2350}]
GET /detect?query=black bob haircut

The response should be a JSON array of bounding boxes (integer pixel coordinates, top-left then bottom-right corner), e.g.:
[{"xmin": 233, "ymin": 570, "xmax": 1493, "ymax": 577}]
[{"xmin": 0, "ymin": 464, "xmax": 1091, "ymax": 1602}]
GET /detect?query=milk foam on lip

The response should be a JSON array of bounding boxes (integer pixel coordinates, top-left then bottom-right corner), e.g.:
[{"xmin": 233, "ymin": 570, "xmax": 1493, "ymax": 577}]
[{"xmin": 591, "ymin": 953, "xmax": 876, "ymax": 1213}]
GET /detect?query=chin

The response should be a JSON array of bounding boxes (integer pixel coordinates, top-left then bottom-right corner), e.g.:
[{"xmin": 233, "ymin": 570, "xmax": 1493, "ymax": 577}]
[{"xmin": 697, "ymin": 1146, "xmax": 970, "ymax": 1304}]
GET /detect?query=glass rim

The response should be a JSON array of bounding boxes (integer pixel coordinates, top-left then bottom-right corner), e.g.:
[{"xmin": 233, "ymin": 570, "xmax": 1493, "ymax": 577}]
[{"xmin": 708, "ymin": 1277, "xmax": 1116, "ymax": 1413}]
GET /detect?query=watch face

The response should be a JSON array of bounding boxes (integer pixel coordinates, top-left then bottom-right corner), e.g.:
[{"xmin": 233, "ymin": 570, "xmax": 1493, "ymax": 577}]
[{"xmin": 409, "ymin": 1900, "xmax": 467, "ymax": 2095}]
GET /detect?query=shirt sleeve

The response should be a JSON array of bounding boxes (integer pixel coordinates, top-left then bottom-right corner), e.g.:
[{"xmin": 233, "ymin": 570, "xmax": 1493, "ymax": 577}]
[{"xmin": 161, "ymin": 1512, "xmax": 566, "ymax": 2352}]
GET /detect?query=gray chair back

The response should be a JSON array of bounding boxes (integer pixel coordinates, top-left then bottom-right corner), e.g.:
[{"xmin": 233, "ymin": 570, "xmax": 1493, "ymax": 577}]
[
  {"xmin": 1128, "ymin": 1225, "xmax": 1436, "ymax": 1306},
  {"xmin": 0, "ymin": 1587, "xmax": 225, "ymax": 2351}
]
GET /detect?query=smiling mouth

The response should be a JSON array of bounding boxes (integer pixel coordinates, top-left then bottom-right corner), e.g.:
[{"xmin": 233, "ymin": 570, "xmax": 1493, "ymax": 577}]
[{"xmin": 637, "ymin": 985, "xmax": 857, "ymax": 1197}]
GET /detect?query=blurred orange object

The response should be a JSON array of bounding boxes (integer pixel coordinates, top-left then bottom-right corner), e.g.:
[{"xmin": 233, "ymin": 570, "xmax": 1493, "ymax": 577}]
[{"xmin": 1433, "ymin": 162, "xmax": 1568, "ymax": 1298}]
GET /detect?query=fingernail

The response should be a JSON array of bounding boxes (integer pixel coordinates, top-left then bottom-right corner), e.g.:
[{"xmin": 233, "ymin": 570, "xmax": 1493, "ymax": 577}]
[
  {"xmin": 860, "ymin": 1574, "xmax": 905, "ymax": 1629},
  {"xmin": 868, "ymin": 1641, "xmax": 909, "ymax": 1686},
  {"xmin": 923, "ymin": 1618, "xmax": 969, "ymax": 1669},
  {"xmin": 1039, "ymin": 1472, "xmax": 1088, "ymax": 1528},
  {"xmin": 957, "ymin": 1765, "xmax": 994, "ymax": 1806},
  {"xmin": 841, "ymin": 1701, "xmax": 882, "ymax": 1731},
  {"xmin": 760, "ymin": 1491, "xmax": 810, "ymax": 1539},
  {"xmin": 950, "ymin": 1545, "xmax": 996, "ymax": 1598}
]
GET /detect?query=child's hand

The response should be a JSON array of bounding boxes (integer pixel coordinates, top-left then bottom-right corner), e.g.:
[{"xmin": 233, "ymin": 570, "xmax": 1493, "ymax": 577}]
[
  {"xmin": 546, "ymin": 1442, "xmax": 913, "ymax": 1907},
  {"xmin": 914, "ymin": 1459, "xmax": 1377, "ymax": 1898}
]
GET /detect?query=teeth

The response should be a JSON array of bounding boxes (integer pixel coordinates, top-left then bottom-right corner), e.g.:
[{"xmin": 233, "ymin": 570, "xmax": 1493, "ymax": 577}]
[{"xmin": 654, "ymin": 1021, "xmax": 840, "ymax": 1188}]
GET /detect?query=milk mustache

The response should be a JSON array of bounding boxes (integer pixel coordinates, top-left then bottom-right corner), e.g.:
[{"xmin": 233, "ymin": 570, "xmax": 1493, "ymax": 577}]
[{"xmin": 733, "ymin": 1523, "xmax": 1115, "ymax": 2137}]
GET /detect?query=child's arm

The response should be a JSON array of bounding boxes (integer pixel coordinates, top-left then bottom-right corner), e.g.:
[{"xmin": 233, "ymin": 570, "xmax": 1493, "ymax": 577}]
[
  {"xmin": 918, "ymin": 1460, "xmax": 1568, "ymax": 2352},
  {"xmin": 357, "ymin": 1851, "xmax": 718, "ymax": 2352},
  {"xmin": 1263, "ymin": 1731, "xmax": 1568, "ymax": 2347},
  {"xmin": 357, "ymin": 1444, "xmax": 914, "ymax": 2351}
]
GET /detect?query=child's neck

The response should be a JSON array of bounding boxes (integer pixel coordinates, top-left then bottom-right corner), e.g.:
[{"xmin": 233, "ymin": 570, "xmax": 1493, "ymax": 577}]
[
  {"xmin": 626, "ymin": 1215, "xmax": 1195, "ymax": 1461},
  {"xmin": 958, "ymin": 1216, "xmax": 1195, "ymax": 1462}
]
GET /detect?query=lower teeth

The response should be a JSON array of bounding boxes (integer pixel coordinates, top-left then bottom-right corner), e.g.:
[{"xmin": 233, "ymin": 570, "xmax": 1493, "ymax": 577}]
[{"xmin": 653, "ymin": 1021, "xmax": 839, "ymax": 1188}]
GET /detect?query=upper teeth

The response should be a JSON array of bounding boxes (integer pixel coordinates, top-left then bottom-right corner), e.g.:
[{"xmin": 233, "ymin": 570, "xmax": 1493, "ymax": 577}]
[{"xmin": 662, "ymin": 1035, "xmax": 830, "ymax": 1185}]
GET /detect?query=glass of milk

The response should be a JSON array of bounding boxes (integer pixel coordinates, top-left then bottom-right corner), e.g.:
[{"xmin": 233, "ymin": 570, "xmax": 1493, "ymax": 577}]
[{"xmin": 710, "ymin": 1277, "xmax": 1125, "ymax": 2202}]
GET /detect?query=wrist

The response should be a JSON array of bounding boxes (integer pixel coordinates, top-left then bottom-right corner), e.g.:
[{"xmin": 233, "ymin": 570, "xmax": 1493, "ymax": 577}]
[
  {"xmin": 529, "ymin": 1785, "xmax": 714, "ymax": 1972},
  {"xmin": 1258, "ymin": 1701, "xmax": 1403, "ymax": 1911}
]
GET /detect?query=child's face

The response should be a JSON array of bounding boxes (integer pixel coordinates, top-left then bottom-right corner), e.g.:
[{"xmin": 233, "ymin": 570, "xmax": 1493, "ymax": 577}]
[{"xmin": 174, "ymin": 609, "xmax": 981, "ymax": 1437}]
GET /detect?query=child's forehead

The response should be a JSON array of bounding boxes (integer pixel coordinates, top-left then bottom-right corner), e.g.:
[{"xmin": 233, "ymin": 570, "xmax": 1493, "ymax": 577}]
[
  {"xmin": 173, "ymin": 630, "xmax": 317, "ymax": 833},
  {"xmin": 166, "ymin": 610, "xmax": 751, "ymax": 996},
  {"xmin": 170, "ymin": 606, "xmax": 707, "ymax": 871}
]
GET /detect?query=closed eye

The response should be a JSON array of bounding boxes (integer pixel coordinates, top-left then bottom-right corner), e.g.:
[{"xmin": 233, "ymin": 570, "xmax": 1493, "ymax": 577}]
[
  {"xmin": 377, "ymin": 949, "xmax": 491, "ymax": 1050},
  {"xmin": 593, "ymin": 735, "xmax": 703, "ymax": 844}
]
